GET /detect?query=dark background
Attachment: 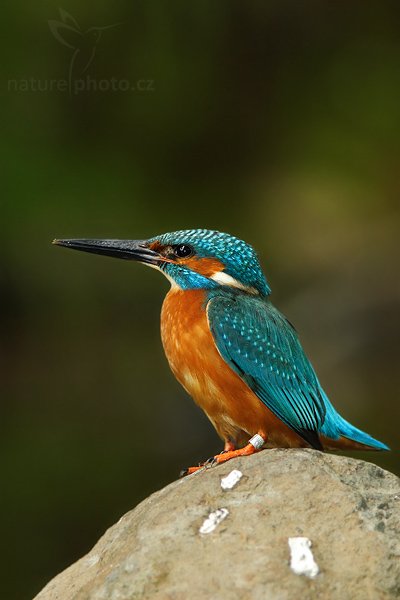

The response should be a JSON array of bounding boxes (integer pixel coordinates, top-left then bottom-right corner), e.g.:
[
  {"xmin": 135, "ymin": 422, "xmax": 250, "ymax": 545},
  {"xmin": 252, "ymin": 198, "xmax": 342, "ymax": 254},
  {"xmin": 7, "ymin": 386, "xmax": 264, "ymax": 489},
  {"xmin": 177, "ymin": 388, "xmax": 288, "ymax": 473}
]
[{"xmin": 2, "ymin": 2, "xmax": 400, "ymax": 598}]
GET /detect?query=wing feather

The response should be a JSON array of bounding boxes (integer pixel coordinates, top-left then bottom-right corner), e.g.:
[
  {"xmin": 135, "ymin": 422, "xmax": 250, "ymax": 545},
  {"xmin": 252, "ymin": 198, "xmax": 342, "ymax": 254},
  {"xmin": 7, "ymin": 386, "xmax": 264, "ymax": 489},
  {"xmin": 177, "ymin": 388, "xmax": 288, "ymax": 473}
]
[{"xmin": 207, "ymin": 293, "xmax": 326, "ymax": 448}]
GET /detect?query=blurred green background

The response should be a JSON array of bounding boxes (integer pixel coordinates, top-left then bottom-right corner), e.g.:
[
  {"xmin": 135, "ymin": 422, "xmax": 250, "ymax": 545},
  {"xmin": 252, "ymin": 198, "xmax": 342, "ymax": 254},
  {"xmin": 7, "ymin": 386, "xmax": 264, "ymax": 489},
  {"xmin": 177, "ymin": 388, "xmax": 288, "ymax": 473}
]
[{"xmin": 2, "ymin": 2, "xmax": 400, "ymax": 598}]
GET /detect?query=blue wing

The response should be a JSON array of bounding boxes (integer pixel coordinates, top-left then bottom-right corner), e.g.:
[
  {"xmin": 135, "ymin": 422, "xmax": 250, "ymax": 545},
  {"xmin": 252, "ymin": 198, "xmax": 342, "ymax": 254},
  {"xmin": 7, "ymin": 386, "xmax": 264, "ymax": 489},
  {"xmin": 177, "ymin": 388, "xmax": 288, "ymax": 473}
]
[{"xmin": 207, "ymin": 292, "xmax": 326, "ymax": 449}]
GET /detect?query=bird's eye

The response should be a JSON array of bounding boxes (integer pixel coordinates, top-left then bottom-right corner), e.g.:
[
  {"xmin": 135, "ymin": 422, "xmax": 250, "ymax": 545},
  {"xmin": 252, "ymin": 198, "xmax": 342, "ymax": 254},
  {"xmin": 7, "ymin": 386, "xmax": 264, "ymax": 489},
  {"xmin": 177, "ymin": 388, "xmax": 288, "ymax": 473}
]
[{"xmin": 173, "ymin": 244, "xmax": 193, "ymax": 259}]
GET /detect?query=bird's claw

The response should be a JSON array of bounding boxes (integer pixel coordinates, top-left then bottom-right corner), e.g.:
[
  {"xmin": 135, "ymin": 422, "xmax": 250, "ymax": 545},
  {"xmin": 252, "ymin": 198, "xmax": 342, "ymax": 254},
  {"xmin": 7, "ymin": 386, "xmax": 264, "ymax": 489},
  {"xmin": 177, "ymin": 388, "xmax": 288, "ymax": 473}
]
[
  {"xmin": 179, "ymin": 462, "xmax": 207, "ymax": 477},
  {"xmin": 179, "ymin": 455, "xmax": 219, "ymax": 477},
  {"xmin": 179, "ymin": 446, "xmax": 239, "ymax": 477}
]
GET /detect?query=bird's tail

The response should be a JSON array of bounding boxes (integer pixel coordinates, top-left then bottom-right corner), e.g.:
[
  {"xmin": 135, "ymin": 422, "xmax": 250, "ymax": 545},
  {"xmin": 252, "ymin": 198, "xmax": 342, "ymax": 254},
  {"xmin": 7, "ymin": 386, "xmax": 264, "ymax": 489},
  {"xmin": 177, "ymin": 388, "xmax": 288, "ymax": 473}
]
[
  {"xmin": 333, "ymin": 416, "xmax": 389, "ymax": 450},
  {"xmin": 320, "ymin": 392, "xmax": 389, "ymax": 451}
]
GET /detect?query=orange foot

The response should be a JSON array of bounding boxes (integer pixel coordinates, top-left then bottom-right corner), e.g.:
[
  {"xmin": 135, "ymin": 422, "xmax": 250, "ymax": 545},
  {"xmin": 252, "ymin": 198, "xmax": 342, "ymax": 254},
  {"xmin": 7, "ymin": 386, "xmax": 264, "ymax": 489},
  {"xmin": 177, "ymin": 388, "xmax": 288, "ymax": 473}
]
[{"xmin": 180, "ymin": 433, "xmax": 265, "ymax": 477}]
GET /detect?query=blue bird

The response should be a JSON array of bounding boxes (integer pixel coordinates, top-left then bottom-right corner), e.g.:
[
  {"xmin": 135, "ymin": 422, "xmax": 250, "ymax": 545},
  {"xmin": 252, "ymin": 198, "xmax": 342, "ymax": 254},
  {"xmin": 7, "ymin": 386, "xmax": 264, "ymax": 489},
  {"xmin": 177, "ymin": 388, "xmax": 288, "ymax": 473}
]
[{"xmin": 53, "ymin": 229, "xmax": 389, "ymax": 474}]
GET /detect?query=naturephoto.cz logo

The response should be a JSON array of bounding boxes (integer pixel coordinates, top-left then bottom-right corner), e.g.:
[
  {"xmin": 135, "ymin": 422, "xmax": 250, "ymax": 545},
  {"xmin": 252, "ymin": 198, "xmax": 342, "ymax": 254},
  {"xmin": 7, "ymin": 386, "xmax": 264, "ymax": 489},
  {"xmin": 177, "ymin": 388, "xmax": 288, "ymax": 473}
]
[{"xmin": 8, "ymin": 8, "xmax": 155, "ymax": 95}]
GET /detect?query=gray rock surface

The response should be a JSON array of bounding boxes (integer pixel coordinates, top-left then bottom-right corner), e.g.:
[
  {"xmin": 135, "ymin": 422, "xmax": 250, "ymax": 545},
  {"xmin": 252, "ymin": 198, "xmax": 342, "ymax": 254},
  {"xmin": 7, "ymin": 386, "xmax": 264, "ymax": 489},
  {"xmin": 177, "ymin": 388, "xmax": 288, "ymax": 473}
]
[{"xmin": 34, "ymin": 449, "xmax": 400, "ymax": 600}]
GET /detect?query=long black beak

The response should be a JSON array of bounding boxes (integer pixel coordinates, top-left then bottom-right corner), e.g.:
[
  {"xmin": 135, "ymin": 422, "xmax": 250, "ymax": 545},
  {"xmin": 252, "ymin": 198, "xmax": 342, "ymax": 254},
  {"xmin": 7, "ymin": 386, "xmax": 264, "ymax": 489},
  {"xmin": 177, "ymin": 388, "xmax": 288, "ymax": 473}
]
[{"xmin": 52, "ymin": 238, "xmax": 161, "ymax": 266}]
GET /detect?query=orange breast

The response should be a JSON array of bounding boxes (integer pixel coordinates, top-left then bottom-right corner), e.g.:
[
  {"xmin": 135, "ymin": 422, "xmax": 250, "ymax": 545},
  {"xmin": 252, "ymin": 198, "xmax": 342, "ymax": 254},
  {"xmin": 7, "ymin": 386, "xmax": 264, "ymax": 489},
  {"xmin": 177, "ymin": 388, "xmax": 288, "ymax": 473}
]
[{"xmin": 160, "ymin": 288, "xmax": 307, "ymax": 448}]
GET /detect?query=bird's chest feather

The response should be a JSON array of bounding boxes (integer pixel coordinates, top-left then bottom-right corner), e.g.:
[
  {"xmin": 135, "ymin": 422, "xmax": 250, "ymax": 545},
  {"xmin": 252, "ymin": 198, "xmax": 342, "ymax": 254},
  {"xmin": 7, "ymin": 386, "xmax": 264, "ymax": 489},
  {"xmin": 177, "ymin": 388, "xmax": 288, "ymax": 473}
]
[
  {"xmin": 161, "ymin": 288, "xmax": 265, "ymax": 444},
  {"xmin": 161, "ymin": 289, "xmax": 220, "ymax": 402},
  {"xmin": 160, "ymin": 287, "xmax": 250, "ymax": 439}
]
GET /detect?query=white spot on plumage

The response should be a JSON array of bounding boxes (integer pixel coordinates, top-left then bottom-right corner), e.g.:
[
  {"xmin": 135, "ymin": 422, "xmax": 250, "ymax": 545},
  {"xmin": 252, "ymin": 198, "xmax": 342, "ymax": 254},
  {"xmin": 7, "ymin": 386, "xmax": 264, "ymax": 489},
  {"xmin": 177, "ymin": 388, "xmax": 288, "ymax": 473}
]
[{"xmin": 210, "ymin": 271, "xmax": 258, "ymax": 294}]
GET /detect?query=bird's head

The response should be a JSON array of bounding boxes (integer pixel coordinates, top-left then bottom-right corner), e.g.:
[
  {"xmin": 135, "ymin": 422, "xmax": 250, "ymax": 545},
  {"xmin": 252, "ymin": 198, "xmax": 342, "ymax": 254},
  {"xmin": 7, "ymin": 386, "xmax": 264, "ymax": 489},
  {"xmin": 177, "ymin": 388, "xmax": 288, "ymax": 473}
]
[{"xmin": 53, "ymin": 229, "xmax": 271, "ymax": 296}]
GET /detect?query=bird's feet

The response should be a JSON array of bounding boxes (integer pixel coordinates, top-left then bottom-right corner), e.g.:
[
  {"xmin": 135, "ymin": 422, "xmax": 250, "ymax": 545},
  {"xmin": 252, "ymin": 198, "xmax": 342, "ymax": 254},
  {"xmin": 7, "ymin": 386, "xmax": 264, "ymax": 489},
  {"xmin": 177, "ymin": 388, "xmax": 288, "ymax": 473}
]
[{"xmin": 179, "ymin": 434, "xmax": 265, "ymax": 477}]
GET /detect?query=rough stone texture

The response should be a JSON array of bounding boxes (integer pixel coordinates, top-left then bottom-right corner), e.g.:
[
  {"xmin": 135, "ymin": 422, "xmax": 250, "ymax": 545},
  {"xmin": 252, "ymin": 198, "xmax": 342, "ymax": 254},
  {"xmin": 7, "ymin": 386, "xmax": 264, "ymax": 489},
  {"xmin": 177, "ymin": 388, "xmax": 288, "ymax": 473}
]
[{"xmin": 34, "ymin": 449, "xmax": 400, "ymax": 600}]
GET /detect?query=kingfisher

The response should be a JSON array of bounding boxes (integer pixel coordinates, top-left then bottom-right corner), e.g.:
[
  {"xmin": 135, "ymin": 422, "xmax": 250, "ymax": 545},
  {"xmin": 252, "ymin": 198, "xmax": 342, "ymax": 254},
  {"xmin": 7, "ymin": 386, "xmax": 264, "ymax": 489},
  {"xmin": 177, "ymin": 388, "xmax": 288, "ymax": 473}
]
[{"xmin": 53, "ymin": 229, "xmax": 389, "ymax": 474}]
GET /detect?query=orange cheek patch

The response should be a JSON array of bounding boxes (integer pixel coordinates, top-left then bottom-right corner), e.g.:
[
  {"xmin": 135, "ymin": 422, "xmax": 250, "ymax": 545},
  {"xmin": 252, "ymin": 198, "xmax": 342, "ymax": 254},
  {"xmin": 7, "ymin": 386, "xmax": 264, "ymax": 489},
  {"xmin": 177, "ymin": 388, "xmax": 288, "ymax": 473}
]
[{"xmin": 182, "ymin": 257, "xmax": 225, "ymax": 277}]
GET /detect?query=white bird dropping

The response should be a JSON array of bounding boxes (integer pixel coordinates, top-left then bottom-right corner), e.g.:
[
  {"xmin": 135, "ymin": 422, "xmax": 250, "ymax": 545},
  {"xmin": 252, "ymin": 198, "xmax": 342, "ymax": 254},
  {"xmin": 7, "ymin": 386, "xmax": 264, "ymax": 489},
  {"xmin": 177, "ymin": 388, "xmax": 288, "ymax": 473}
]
[
  {"xmin": 199, "ymin": 508, "xmax": 229, "ymax": 534},
  {"xmin": 288, "ymin": 537, "xmax": 319, "ymax": 578},
  {"xmin": 220, "ymin": 469, "xmax": 243, "ymax": 490}
]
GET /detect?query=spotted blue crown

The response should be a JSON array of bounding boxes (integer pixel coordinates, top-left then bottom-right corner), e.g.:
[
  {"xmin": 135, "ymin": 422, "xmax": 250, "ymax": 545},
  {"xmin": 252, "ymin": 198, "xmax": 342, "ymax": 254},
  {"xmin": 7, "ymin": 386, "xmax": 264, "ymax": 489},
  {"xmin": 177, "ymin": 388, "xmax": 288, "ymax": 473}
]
[{"xmin": 150, "ymin": 229, "xmax": 271, "ymax": 295}]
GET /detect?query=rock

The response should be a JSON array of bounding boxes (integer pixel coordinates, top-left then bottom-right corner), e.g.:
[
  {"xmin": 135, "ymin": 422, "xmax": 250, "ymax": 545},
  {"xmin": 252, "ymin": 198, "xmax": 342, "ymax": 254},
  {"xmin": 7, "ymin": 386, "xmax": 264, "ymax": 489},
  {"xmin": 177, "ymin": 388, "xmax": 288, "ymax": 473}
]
[{"xmin": 34, "ymin": 449, "xmax": 400, "ymax": 600}]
